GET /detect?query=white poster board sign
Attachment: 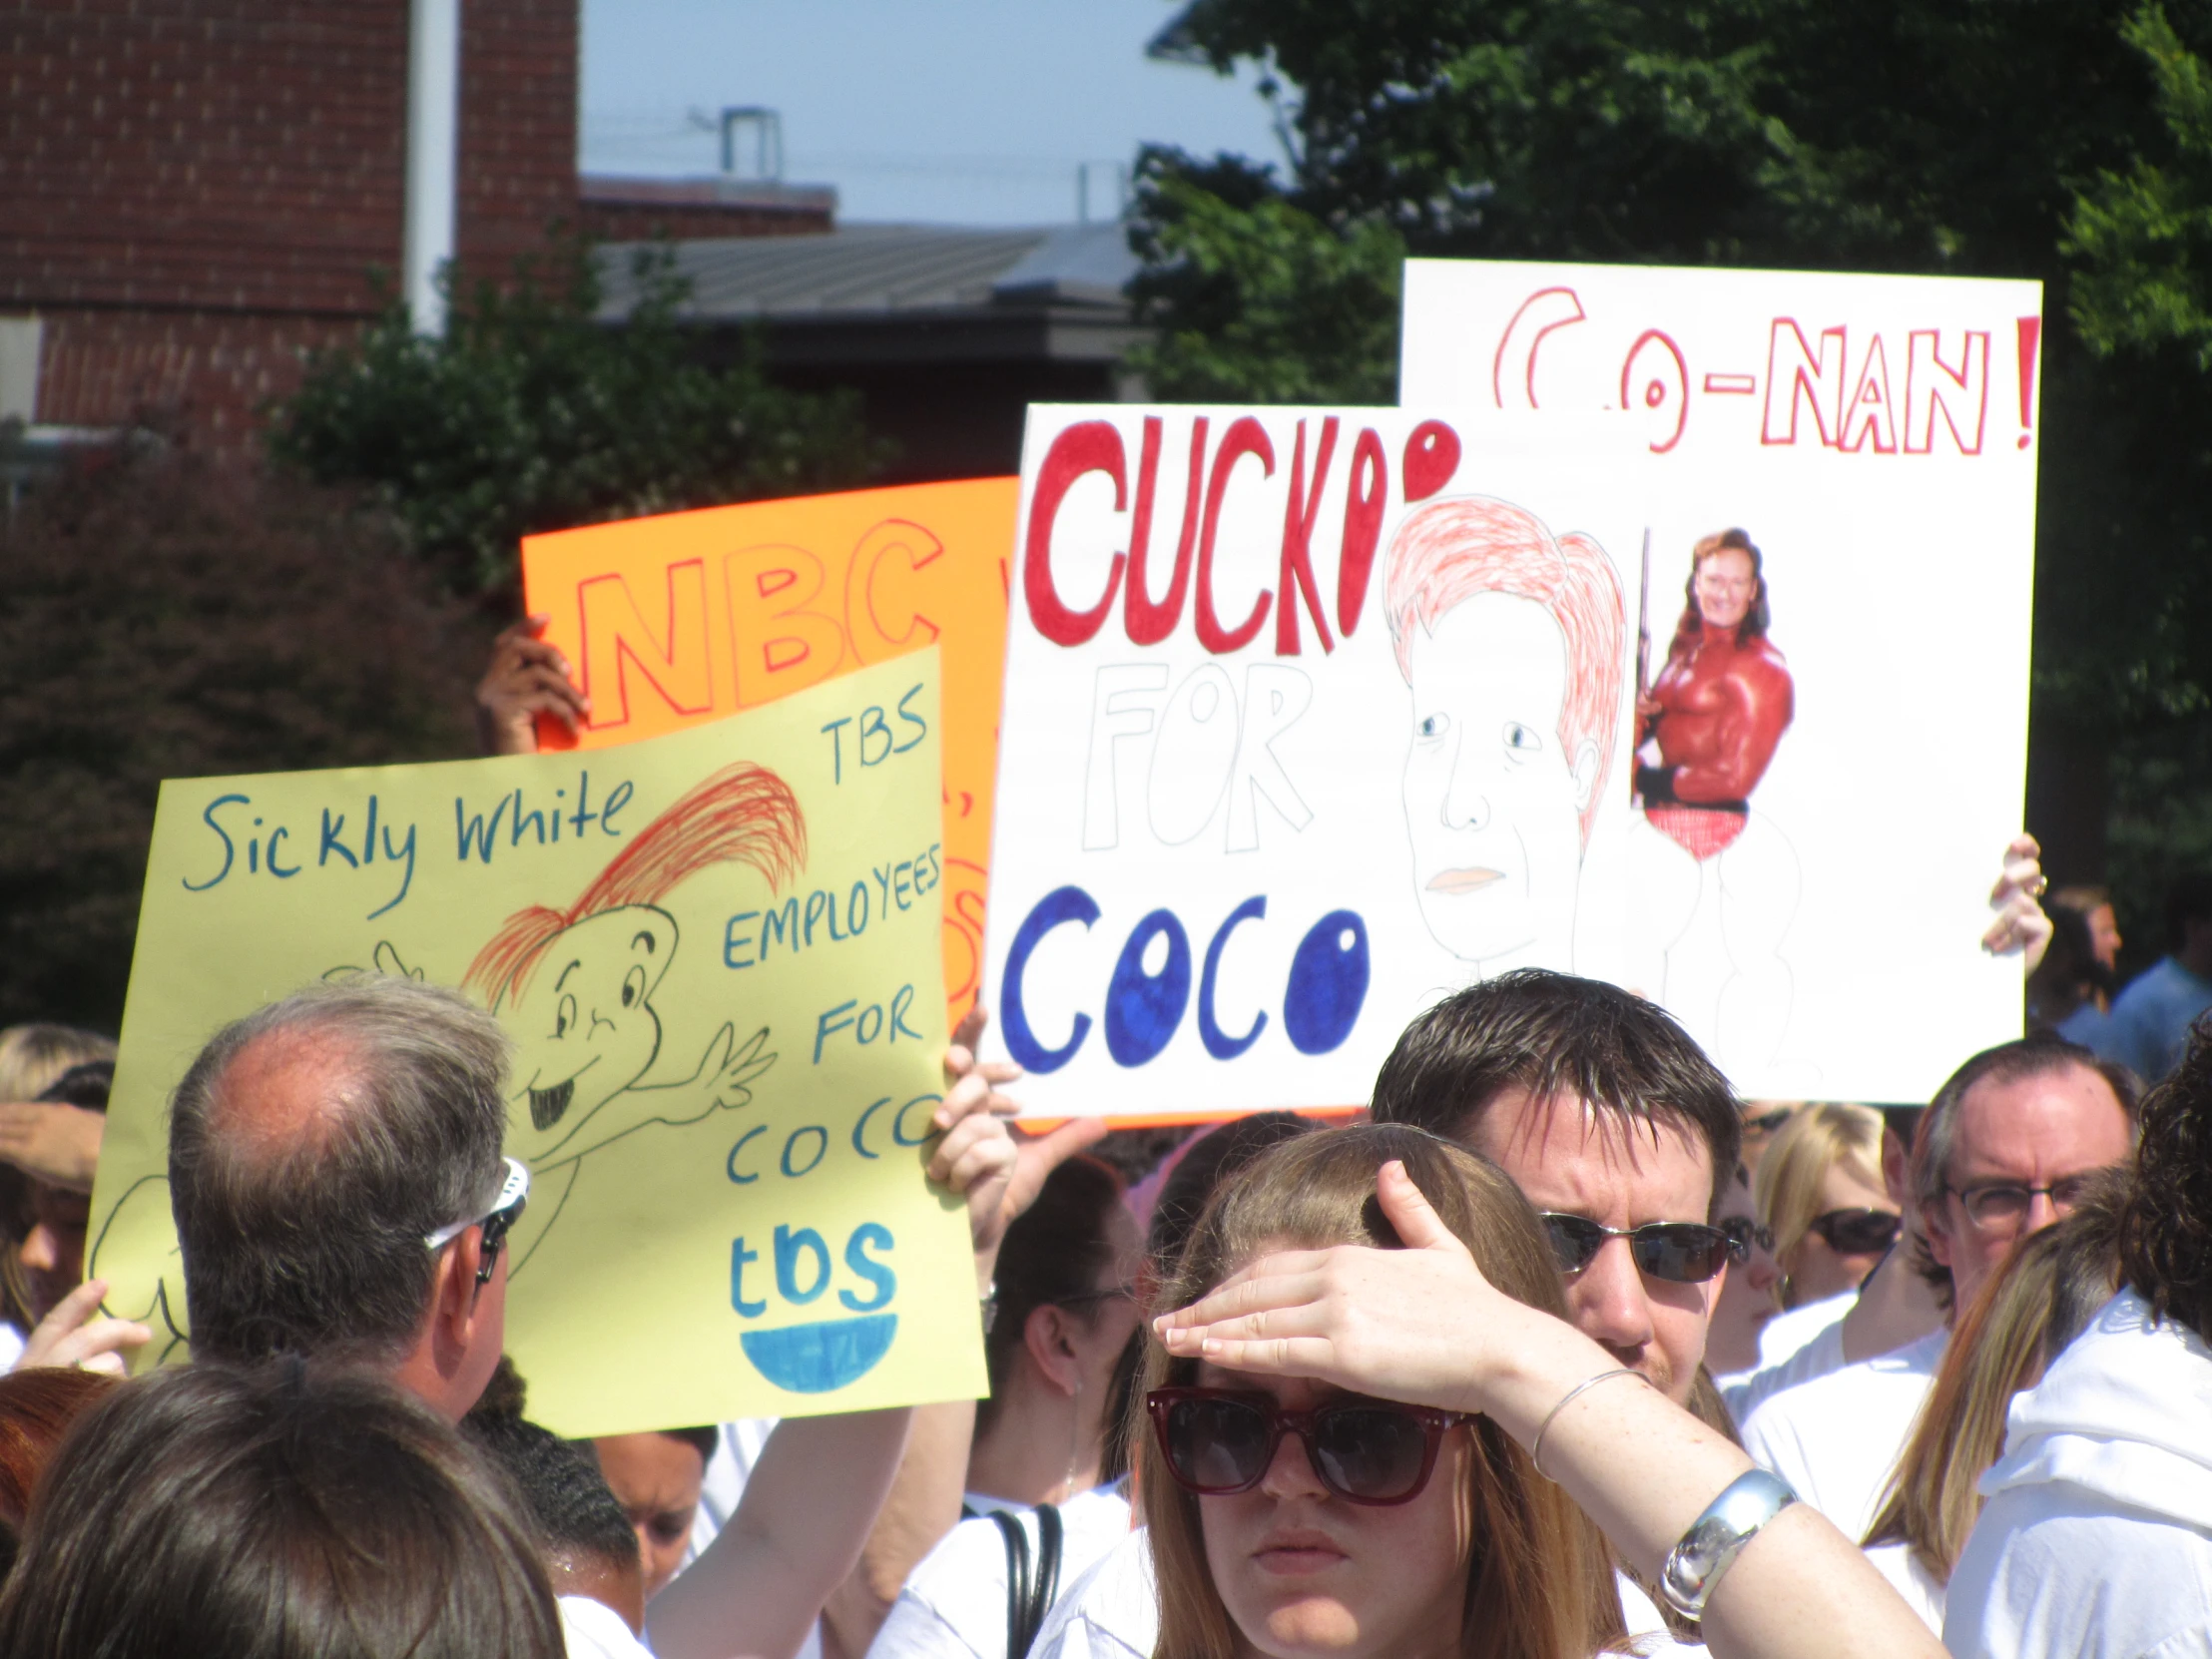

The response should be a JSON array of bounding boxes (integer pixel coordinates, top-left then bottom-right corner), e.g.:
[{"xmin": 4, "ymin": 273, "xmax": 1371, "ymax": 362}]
[
  {"xmin": 1402, "ymin": 261, "xmax": 2041, "ymax": 1102},
  {"xmin": 981, "ymin": 406, "xmax": 1658, "ymax": 1118}
]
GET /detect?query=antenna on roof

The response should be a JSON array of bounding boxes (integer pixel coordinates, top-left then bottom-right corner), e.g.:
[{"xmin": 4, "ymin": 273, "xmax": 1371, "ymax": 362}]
[{"xmin": 716, "ymin": 108, "xmax": 784, "ymax": 182}]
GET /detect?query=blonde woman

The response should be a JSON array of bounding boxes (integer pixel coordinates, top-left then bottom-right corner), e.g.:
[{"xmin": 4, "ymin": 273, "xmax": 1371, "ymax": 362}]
[
  {"xmin": 1754, "ymin": 1105, "xmax": 1899, "ymax": 1311},
  {"xmin": 0, "ymin": 1026, "xmax": 115, "ymax": 1365}
]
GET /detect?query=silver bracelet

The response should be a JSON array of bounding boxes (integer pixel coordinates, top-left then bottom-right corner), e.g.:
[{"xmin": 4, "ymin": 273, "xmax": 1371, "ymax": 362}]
[
  {"xmin": 1530, "ymin": 1367, "xmax": 1646, "ymax": 1479},
  {"xmin": 1659, "ymin": 1468, "xmax": 1798, "ymax": 1620}
]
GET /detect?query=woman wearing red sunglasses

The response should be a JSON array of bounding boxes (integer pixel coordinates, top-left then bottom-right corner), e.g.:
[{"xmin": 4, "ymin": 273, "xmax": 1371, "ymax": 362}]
[{"xmin": 1143, "ymin": 1124, "xmax": 1943, "ymax": 1659}]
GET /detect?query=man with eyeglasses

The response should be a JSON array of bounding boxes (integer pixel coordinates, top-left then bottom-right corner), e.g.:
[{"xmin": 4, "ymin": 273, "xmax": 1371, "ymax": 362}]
[{"xmin": 1737, "ymin": 1034, "xmax": 2139, "ymax": 1561}]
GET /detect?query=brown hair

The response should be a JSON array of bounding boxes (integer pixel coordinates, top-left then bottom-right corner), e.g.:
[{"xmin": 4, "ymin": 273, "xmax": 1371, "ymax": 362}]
[
  {"xmin": 1864, "ymin": 1180, "xmax": 2123, "ymax": 1579},
  {"xmin": 0, "ymin": 1362, "xmax": 562, "ymax": 1659},
  {"xmin": 1371, "ymin": 969, "xmax": 1742, "ymax": 1218},
  {"xmin": 1138, "ymin": 1123, "xmax": 1623, "ymax": 1659},
  {"xmin": 2119, "ymin": 1019, "xmax": 2212, "ymax": 1345},
  {"xmin": 1666, "ymin": 528, "xmax": 1769, "ymax": 658},
  {"xmin": 0, "ymin": 1369, "xmax": 117, "ymax": 1583}
]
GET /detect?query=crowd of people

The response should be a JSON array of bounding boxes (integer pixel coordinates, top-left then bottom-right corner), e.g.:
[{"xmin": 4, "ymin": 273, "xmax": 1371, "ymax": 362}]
[{"xmin": 0, "ymin": 633, "xmax": 2197, "ymax": 1658}]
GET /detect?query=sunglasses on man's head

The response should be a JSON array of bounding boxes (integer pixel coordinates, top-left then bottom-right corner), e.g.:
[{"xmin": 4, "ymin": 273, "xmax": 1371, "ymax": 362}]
[
  {"xmin": 1147, "ymin": 1387, "xmax": 1469, "ymax": 1505},
  {"xmin": 1539, "ymin": 1213, "xmax": 1739, "ymax": 1284},
  {"xmin": 1803, "ymin": 1207, "xmax": 1902, "ymax": 1255},
  {"xmin": 424, "ymin": 1157, "xmax": 531, "ymax": 1288}
]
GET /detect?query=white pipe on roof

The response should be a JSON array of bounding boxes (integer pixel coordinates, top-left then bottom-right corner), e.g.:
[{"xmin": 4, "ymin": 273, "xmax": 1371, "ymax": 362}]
[{"xmin": 403, "ymin": 0, "xmax": 461, "ymax": 337}]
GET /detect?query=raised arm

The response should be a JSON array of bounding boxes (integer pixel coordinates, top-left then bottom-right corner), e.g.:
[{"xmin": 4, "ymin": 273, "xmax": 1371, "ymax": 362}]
[
  {"xmin": 819, "ymin": 1007, "xmax": 1108, "ymax": 1659},
  {"xmin": 648, "ymin": 1407, "xmax": 913, "ymax": 1659},
  {"xmin": 1157, "ymin": 1161, "xmax": 1944, "ymax": 1659},
  {"xmin": 476, "ymin": 614, "xmax": 589, "ymax": 757}
]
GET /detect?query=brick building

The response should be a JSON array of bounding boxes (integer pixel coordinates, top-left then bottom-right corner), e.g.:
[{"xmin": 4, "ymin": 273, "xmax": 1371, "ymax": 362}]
[{"xmin": 0, "ymin": 1, "xmax": 828, "ymax": 455}]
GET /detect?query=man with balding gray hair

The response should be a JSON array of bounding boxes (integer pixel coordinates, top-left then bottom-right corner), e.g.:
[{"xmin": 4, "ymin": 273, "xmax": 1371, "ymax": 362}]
[{"xmin": 165, "ymin": 974, "xmax": 1023, "ymax": 1659}]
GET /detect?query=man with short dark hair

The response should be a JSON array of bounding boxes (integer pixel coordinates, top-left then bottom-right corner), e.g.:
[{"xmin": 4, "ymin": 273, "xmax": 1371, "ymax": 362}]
[
  {"xmin": 2097, "ymin": 871, "xmax": 2212, "ymax": 1081},
  {"xmin": 1373, "ymin": 967, "xmax": 1743, "ymax": 1405},
  {"xmin": 1739, "ymin": 1035, "xmax": 2138, "ymax": 1565}
]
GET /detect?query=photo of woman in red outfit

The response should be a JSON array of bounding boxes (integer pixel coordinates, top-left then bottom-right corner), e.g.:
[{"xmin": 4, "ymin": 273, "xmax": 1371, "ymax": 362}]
[
  {"xmin": 1635, "ymin": 528, "xmax": 1795, "ymax": 857},
  {"xmin": 1630, "ymin": 527, "xmax": 1803, "ymax": 1081}
]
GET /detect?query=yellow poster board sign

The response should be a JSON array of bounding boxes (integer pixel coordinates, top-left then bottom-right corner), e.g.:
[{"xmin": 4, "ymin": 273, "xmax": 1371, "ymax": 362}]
[
  {"xmin": 88, "ymin": 653, "xmax": 984, "ymax": 1437},
  {"xmin": 521, "ymin": 479, "xmax": 1015, "ymax": 1022}
]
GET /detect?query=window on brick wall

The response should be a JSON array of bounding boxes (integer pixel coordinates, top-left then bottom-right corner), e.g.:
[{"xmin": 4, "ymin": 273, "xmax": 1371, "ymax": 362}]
[{"xmin": 0, "ymin": 318, "xmax": 41, "ymax": 424}]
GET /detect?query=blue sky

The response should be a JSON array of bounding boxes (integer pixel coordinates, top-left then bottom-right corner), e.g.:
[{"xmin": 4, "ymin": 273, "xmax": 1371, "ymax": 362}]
[{"xmin": 579, "ymin": 0, "xmax": 1287, "ymax": 226}]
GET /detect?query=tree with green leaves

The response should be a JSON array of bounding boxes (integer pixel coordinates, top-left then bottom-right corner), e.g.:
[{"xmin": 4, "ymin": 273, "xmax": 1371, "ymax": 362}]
[
  {"xmin": 268, "ymin": 240, "xmax": 883, "ymax": 597},
  {"xmin": 1130, "ymin": 0, "xmax": 2212, "ymax": 956}
]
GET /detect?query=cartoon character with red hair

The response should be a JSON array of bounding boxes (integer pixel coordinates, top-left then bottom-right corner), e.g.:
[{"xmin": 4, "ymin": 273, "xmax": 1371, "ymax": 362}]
[
  {"xmin": 1384, "ymin": 496, "xmax": 1624, "ymax": 973},
  {"xmin": 453, "ymin": 761, "xmax": 806, "ymax": 1269}
]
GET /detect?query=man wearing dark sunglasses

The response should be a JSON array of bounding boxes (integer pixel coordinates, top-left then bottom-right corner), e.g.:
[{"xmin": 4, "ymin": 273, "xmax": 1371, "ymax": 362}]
[
  {"xmin": 1372, "ymin": 969, "xmax": 1741, "ymax": 1407},
  {"xmin": 1737, "ymin": 1034, "xmax": 2138, "ymax": 1548}
]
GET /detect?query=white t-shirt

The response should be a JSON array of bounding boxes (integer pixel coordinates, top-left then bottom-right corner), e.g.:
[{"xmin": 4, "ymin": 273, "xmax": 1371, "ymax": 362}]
[
  {"xmin": 1026, "ymin": 1527, "xmax": 1151, "ymax": 1659},
  {"xmin": 867, "ymin": 1486, "xmax": 1132, "ymax": 1659},
  {"xmin": 1022, "ymin": 1526, "xmax": 1703, "ymax": 1659},
  {"xmin": 1719, "ymin": 1292, "xmax": 1854, "ymax": 1424},
  {"xmin": 0, "ymin": 1321, "xmax": 26, "ymax": 1374},
  {"xmin": 561, "ymin": 1594, "xmax": 654, "ymax": 1659},
  {"xmin": 1945, "ymin": 1289, "xmax": 2212, "ymax": 1659},
  {"xmin": 1739, "ymin": 1327, "xmax": 1946, "ymax": 1543}
]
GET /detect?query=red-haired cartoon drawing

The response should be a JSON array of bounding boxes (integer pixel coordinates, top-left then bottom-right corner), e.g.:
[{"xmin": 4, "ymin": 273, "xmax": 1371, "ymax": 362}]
[
  {"xmin": 349, "ymin": 762, "xmax": 808, "ymax": 1273},
  {"xmin": 1631, "ymin": 529, "xmax": 1802, "ymax": 1074},
  {"xmin": 1384, "ymin": 495, "xmax": 1624, "ymax": 974}
]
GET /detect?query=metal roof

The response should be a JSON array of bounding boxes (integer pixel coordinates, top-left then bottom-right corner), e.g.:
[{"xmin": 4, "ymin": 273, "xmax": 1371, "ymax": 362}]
[{"xmin": 593, "ymin": 221, "xmax": 1138, "ymax": 322}]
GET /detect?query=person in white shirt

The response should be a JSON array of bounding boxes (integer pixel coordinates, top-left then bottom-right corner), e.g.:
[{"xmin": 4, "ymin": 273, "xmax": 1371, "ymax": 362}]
[
  {"xmin": 1706, "ymin": 1163, "xmax": 1783, "ymax": 1383},
  {"xmin": 1857, "ymin": 1191, "xmax": 2122, "ymax": 1633},
  {"xmin": 1740, "ymin": 1034, "xmax": 2138, "ymax": 1542},
  {"xmin": 1945, "ymin": 1021, "xmax": 2212, "ymax": 1659},
  {"xmin": 1145, "ymin": 1124, "xmax": 1947, "ymax": 1659},
  {"xmin": 866, "ymin": 1156, "xmax": 1143, "ymax": 1659}
]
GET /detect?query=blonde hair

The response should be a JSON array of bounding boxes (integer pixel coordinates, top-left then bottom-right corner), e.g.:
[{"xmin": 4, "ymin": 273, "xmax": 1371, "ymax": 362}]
[
  {"xmin": 0, "ymin": 1025, "xmax": 116, "ymax": 1337},
  {"xmin": 1138, "ymin": 1124, "xmax": 1623, "ymax": 1659},
  {"xmin": 0, "ymin": 1026, "xmax": 114, "ymax": 1107},
  {"xmin": 1755, "ymin": 1103, "xmax": 1886, "ymax": 1291},
  {"xmin": 1865, "ymin": 1182, "xmax": 2123, "ymax": 1578}
]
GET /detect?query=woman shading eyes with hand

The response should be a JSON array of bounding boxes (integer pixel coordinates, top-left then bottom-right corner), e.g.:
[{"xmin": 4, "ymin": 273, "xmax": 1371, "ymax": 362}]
[{"xmin": 1141, "ymin": 1124, "xmax": 1944, "ymax": 1659}]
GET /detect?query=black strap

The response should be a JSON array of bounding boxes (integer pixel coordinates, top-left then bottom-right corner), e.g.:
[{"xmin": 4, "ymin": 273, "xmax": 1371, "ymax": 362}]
[
  {"xmin": 981, "ymin": 1502, "xmax": 1062, "ymax": 1659},
  {"xmin": 985, "ymin": 1509, "xmax": 1032, "ymax": 1659}
]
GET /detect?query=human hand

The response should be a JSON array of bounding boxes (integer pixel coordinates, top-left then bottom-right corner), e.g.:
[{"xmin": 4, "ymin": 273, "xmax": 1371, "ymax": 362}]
[
  {"xmin": 933, "ymin": 1006, "xmax": 1107, "ymax": 1287},
  {"xmin": 17, "ymin": 1280, "xmax": 151, "ymax": 1376},
  {"xmin": 476, "ymin": 615, "xmax": 589, "ymax": 756},
  {"xmin": 0, "ymin": 1101, "xmax": 104, "ymax": 1192},
  {"xmin": 1153, "ymin": 1159, "xmax": 1549, "ymax": 1415},
  {"xmin": 1982, "ymin": 832, "xmax": 2052, "ymax": 972}
]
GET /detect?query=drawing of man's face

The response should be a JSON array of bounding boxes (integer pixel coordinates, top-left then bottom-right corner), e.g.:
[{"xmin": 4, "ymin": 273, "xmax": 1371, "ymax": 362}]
[
  {"xmin": 500, "ymin": 905, "xmax": 677, "ymax": 1161},
  {"xmin": 1402, "ymin": 594, "xmax": 1598, "ymax": 967},
  {"xmin": 1693, "ymin": 548, "xmax": 1758, "ymax": 631}
]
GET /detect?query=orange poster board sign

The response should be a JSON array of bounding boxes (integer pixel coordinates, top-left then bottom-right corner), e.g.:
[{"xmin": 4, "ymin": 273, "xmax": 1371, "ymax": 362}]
[{"xmin": 521, "ymin": 479, "xmax": 1015, "ymax": 1017}]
